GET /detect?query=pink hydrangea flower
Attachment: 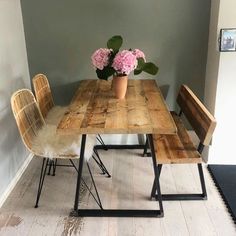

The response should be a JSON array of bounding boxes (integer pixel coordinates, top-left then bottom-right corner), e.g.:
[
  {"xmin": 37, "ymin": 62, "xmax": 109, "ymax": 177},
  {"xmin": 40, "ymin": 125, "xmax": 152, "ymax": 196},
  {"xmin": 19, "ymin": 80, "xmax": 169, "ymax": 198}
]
[
  {"xmin": 112, "ymin": 50, "xmax": 138, "ymax": 75},
  {"xmin": 91, "ymin": 48, "xmax": 111, "ymax": 70},
  {"xmin": 132, "ymin": 49, "xmax": 146, "ymax": 62}
]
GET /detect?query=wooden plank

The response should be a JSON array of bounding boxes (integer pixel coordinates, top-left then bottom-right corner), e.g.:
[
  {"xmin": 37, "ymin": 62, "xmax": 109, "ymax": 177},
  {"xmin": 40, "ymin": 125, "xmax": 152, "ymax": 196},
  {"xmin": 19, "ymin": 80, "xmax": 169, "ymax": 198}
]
[
  {"xmin": 171, "ymin": 164, "xmax": 217, "ymax": 235},
  {"xmin": 132, "ymin": 155, "xmax": 160, "ymax": 236},
  {"xmin": 1, "ymin": 151, "xmax": 235, "ymax": 235},
  {"xmin": 57, "ymin": 79, "xmax": 176, "ymax": 135},
  {"xmin": 108, "ymin": 149, "xmax": 135, "ymax": 236},
  {"xmin": 141, "ymin": 80, "xmax": 176, "ymax": 135},
  {"xmin": 126, "ymin": 81, "xmax": 152, "ymax": 133},
  {"xmin": 153, "ymin": 112, "xmax": 202, "ymax": 164},
  {"xmin": 57, "ymin": 80, "xmax": 97, "ymax": 134},
  {"xmin": 189, "ymin": 164, "xmax": 236, "ymax": 236},
  {"xmin": 105, "ymin": 99, "xmax": 128, "ymax": 133},
  {"xmin": 177, "ymin": 85, "xmax": 216, "ymax": 145},
  {"xmin": 158, "ymin": 165, "xmax": 189, "ymax": 235}
]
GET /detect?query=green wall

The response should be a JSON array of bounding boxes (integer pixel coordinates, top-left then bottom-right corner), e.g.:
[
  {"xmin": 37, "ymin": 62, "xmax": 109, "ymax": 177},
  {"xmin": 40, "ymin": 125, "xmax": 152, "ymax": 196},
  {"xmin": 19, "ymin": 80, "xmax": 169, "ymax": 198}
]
[{"xmin": 21, "ymin": 0, "xmax": 211, "ymax": 108}]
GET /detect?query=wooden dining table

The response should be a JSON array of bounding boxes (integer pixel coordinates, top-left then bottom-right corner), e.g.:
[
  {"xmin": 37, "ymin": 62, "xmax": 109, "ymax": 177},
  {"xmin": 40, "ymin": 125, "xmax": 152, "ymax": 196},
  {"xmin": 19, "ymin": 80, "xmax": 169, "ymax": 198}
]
[{"xmin": 57, "ymin": 79, "xmax": 177, "ymax": 217}]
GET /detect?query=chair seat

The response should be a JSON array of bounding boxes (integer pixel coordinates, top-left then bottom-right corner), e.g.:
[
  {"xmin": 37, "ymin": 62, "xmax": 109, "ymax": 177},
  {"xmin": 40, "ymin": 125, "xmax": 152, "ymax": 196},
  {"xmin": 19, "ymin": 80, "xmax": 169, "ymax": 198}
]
[
  {"xmin": 153, "ymin": 112, "xmax": 202, "ymax": 164},
  {"xmin": 32, "ymin": 123, "xmax": 96, "ymax": 160}
]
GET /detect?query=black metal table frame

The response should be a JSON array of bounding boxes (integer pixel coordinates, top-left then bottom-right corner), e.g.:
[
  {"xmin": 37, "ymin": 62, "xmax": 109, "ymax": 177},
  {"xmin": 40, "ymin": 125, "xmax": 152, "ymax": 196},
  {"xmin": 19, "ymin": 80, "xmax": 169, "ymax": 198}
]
[{"xmin": 70, "ymin": 134, "xmax": 164, "ymax": 218}]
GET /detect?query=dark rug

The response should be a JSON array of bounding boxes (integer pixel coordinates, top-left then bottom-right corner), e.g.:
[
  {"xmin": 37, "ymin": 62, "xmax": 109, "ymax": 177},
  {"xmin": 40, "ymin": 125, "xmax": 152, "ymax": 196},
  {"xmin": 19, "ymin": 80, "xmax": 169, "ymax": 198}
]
[{"xmin": 208, "ymin": 165, "xmax": 236, "ymax": 223}]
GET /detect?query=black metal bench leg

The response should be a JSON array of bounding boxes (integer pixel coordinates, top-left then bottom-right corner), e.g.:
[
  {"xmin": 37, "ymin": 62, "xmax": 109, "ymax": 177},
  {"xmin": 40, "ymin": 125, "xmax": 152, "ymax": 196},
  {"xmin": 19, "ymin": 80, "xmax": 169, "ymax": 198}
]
[
  {"xmin": 152, "ymin": 163, "xmax": 207, "ymax": 201},
  {"xmin": 35, "ymin": 158, "xmax": 49, "ymax": 208},
  {"xmin": 198, "ymin": 163, "xmax": 207, "ymax": 199}
]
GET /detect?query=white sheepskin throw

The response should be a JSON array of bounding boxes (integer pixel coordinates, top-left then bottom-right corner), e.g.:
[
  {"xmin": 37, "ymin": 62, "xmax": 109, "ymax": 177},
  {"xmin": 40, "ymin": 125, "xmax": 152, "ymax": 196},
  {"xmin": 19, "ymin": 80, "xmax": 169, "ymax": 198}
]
[
  {"xmin": 45, "ymin": 106, "xmax": 68, "ymax": 126},
  {"xmin": 32, "ymin": 106, "xmax": 96, "ymax": 161}
]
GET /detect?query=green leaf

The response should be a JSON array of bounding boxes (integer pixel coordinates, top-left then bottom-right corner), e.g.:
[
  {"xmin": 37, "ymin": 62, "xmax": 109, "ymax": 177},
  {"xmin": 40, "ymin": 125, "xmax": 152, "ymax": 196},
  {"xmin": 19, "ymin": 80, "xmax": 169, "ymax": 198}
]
[
  {"xmin": 143, "ymin": 62, "xmax": 159, "ymax": 75},
  {"xmin": 136, "ymin": 58, "xmax": 145, "ymax": 70},
  {"xmin": 107, "ymin": 35, "xmax": 123, "ymax": 52},
  {"xmin": 134, "ymin": 69, "xmax": 142, "ymax": 75},
  {"xmin": 96, "ymin": 67, "xmax": 115, "ymax": 80}
]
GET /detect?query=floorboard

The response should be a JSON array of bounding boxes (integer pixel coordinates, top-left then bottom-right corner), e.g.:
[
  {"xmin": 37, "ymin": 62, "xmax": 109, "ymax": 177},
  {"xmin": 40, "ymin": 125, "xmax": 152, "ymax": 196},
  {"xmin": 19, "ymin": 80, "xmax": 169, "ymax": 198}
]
[{"xmin": 0, "ymin": 149, "xmax": 235, "ymax": 236}]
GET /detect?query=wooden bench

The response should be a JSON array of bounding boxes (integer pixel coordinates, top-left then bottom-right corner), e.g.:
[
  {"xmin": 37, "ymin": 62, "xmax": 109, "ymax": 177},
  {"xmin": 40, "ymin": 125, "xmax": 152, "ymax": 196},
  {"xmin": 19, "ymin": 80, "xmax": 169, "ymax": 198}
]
[{"xmin": 150, "ymin": 85, "xmax": 216, "ymax": 201}]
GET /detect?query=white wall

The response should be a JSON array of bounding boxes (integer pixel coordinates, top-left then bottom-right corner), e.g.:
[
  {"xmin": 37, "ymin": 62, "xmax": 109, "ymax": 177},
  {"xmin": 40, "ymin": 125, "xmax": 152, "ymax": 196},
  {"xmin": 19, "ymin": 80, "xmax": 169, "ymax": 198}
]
[
  {"xmin": 205, "ymin": 0, "xmax": 236, "ymax": 164},
  {"xmin": 0, "ymin": 0, "xmax": 30, "ymax": 198}
]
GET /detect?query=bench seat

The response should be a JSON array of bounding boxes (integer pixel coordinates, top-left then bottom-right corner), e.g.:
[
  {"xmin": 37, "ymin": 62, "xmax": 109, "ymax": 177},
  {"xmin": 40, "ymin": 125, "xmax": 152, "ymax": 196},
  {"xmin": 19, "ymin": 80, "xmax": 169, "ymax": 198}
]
[{"xmin": 153, "ymin": 112, "xmax": 202, "ymax": 164}]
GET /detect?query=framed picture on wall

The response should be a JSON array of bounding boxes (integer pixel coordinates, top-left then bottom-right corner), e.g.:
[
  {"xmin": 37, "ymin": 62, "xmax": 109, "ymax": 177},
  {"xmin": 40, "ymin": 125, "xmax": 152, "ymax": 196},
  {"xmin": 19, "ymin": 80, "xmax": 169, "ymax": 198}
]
[{"xmin": 219, "ymin": 28, "xmax": 236, "ymax": 52}]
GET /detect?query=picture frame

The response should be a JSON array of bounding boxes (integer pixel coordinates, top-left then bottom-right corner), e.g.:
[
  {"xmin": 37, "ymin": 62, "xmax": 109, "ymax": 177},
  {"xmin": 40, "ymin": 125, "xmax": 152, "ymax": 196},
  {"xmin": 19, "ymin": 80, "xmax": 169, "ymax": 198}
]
[{"xmin": 219, "ymin": 28, "xmax": 236, "ymax": 52}]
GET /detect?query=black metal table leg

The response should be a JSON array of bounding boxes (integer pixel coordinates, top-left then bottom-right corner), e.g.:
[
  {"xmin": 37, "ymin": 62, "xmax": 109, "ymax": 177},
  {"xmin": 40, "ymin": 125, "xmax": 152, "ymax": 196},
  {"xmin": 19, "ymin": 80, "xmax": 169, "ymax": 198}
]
[
  {"xmin": 70, "ymin": 134, "xmax": 87, "ymax": 215},
  {"xmin": 143, "ymin": 136, "xmax": 149, "ymax": 156},
  {"xmin": 147, "ymin": 134, "xmax": 164, "ymax": 216},
  {"xmin": 70, "ymin": 137, "xmax": 164, "ymax": 218},
  {"xmin": 47, "ymin": 159, "xmax": 53, "ymax": 175},
  {"xmin": 151, "ymin": 164, "xmax": 162, "ymax": 199}
]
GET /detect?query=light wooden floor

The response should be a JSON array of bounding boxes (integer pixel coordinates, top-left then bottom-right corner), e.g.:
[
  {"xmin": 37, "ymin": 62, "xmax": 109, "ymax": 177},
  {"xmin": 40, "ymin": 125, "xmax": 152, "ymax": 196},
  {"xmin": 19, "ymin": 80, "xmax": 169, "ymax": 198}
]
[{"xmin": 0, "ymin": 149, "xmax": 235, "ymax": 236}]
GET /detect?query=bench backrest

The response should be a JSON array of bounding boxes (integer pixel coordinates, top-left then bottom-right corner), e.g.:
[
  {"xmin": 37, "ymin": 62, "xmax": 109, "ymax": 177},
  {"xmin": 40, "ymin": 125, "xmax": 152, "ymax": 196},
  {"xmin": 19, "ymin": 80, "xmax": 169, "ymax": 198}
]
[
  {"xmin": 32, "ymin": 74, "xmax": 54, "ymax": 118},
  {"xmin": 177, "ymin": 85, "xmax": 216, "ymax": 146}
]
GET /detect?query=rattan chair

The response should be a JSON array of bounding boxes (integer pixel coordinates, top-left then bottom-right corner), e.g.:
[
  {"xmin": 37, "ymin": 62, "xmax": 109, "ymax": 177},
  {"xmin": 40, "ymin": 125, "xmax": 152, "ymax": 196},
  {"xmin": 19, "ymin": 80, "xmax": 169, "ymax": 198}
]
[
  {"xmin": 32, "ymin": 74, "xmax": 54, "ymax": 119},
  {"xmin": 11, "ymin": 89, "xmax": 102, "ymax": 208},
  {"xmin": 32, "ymin": 74, "xmax": 110, "ymax": 177}
]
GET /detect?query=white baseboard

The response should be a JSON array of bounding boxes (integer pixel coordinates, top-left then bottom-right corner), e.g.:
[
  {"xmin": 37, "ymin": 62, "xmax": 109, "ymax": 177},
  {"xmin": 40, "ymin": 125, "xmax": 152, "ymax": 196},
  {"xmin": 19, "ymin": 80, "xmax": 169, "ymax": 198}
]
[{"xmin": 0, "ymin": 153, "xmax": 34, "ymax": 208}]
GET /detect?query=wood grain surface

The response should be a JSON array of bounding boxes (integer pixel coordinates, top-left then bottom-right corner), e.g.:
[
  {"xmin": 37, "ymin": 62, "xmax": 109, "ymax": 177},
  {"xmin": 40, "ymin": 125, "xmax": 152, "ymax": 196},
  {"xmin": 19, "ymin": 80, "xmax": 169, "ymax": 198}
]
[
  {"xmin": 57, "ymin": 79, "xmax": 177, "ymax": 135},
  {"xmin": 153, "ymin": 112, "xmax": 202, "ymax": 164},
  {"xmin": 153, "ymin": 84, "xmax": 216, "ymax": 164},
  {"xmin": 1, "ymin": 150, "xmax": 235, "ymax": 235},
  {"xmin": 177, "ymin": 85, "xmax": 216, "ymax": 145}
]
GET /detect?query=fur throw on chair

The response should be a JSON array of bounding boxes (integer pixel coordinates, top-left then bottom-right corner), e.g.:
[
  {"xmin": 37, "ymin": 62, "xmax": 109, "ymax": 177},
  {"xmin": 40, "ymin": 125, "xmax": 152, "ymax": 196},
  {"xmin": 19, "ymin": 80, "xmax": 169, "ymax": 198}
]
[{"xmin": 32, "ymin": 106, "xmax": 96, "ymax": 161}]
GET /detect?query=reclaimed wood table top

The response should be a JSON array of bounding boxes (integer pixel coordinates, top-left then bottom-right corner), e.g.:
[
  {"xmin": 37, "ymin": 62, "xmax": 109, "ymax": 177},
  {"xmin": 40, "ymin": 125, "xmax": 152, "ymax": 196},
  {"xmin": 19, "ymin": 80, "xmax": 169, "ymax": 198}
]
[{"xmin": 57, "ymin": 79, "xmax": 177, "ymax": 135}]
